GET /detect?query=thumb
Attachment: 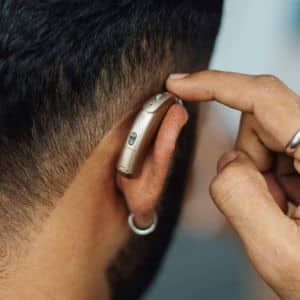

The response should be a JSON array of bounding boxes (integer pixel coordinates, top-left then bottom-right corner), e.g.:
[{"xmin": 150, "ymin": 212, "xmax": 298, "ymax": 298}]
[{"xmin": 210, "ymin": 151, "xmax": 297, "ymax": 290}]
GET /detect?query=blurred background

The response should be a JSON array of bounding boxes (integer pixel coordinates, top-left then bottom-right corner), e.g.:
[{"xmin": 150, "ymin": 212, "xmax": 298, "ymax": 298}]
[{"xmin": 144, "ymin": 0, "xmax": 300, "ymax": 299}]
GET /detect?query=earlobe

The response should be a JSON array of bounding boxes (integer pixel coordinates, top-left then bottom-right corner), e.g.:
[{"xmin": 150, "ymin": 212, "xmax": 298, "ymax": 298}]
[{"xmin": 116, "ymin": 103, "xmax": 188, "ymax": 229}]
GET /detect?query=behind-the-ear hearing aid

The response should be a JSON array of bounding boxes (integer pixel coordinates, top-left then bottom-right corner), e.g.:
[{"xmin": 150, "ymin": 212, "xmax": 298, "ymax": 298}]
[{"xmin": 117, "ymin": 92, "xmax": 183, "ymax": 176}]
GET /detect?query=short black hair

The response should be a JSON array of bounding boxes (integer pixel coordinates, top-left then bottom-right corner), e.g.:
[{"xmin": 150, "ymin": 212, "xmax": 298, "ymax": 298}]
[{"xmin": 0, "ymin": 0, "xmax": 223, "ymax": 248}]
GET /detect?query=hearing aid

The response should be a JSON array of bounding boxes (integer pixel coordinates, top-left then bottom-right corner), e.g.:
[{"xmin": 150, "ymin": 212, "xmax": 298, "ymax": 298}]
[{"xmin": 117, "ymin": 92, "xmax": 183, "ymax": 177}]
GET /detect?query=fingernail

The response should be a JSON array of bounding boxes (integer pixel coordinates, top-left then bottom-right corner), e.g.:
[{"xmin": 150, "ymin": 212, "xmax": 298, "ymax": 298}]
[
  {"xmin": 217, "ymin": 151, "xmax": 239, "ymax": 173},
  {"xmin": 168, "ymin": 73, "xmax": 189, "ymax": 80}
]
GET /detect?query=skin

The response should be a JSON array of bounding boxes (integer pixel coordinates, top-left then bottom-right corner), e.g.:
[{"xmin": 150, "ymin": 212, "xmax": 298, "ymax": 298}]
[
  {"xmin": 167, "ymin": 70, "xmax": 300, "ymax": 300},
  {"xmin": 0, "ymin": 103, "xmax": 188, "ymax": 300}
]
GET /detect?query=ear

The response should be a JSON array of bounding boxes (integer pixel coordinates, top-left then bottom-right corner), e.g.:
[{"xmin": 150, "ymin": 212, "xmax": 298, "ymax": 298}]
[{"xmin": 117, "ymin": 104, "xmax": 188, "ymax": 228}]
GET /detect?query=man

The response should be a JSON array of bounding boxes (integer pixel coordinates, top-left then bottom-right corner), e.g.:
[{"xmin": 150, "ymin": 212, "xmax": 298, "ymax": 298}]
[{"xmin": 0, "ymin": 1, "xmax": 223, "ymax": 299}]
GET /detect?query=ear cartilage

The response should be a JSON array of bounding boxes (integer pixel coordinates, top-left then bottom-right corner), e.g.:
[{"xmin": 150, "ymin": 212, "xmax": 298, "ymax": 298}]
[{"xmin": 117, "ymin": 92, "xmax": 183, "ymax": 176}]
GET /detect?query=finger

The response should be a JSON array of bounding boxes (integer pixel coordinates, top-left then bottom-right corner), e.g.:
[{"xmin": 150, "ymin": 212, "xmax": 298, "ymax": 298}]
[
  {"xmin": 211, "ymin": 151, "xmax": 296, "ymax": 285},
  {"xmin": 167, "ymin": 71, "xmax": 300, "ymax": 151},
  {"xmin": 273, "ymin": 154, "xmax": 300, "ymax": 206},
  {"xmin": 263, "ymin": 172, "xmax": 288, "ymax": 213},
  {"xmin": 213, "ymin": 151, "xmax": 291, "ymax": 240},
  {"xmin": 235, "ymin": 113, "xmax": 289, "ymax": 211},
  {"xmin": 277, "ymin": 174, "xmax": 300, "ymax": 206},
  {"xmin": 235, "ymin": 113, "xmax": 274, "ymax": 170}
]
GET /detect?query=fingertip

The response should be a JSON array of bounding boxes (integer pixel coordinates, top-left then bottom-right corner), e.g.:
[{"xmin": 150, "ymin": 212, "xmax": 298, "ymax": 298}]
[
  {"xmin": 165, "ymin": 103, "xmax": 189, "ymax": 127},
  {"xmin": 166, "ymin": 70, "xmax": 215, "ymax": 102},
  {"xmin": 166, "ymin": 73, "xmax": 190, "ymax": 92}
]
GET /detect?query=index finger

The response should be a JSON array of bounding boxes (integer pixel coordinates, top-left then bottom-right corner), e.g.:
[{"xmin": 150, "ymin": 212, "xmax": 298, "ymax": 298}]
[{"xmin": 166, "ymin": 70, "xmax": 300, "ymax": 149}]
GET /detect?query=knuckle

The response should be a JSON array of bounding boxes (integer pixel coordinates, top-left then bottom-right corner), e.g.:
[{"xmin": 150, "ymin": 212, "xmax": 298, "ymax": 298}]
[
  {"xmin": 254, "ymin": 74, "xmax": 283, "ymax": 97},
  {"xmin": 255, "ymin": 74, "xmax": 281, "ymax": 86},
  {"xmin": 209, "ymin": 163, "xmax": 255, "ymax": 206},
  {"xmin": 209, "ymin": 175, "xmax": 235, "ymax": 211},
  {"xmin": 209, "ymin": 167, "xmax": 236, "ymax": 197}
]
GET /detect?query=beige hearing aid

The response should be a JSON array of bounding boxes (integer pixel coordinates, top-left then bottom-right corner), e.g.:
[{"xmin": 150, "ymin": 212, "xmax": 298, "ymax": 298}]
[{"xmin": 117, "ymin": 92, "xmax": 182, "ymax": 176}]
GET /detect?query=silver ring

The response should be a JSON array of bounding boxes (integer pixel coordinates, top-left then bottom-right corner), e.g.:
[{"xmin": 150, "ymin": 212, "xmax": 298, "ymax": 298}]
[
  {"xmin": 285, "ymin": 129, "xmax": 300, "ymax": 154},
  {"xmin": 128, "ymin": 212, "xmax": 158, "ymax": 236}
]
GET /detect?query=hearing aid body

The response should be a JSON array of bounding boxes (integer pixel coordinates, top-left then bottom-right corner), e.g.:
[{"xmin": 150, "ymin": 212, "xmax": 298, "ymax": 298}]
[{"xmin": 117, "ymin": 92, "xmax": 182, "ymax": 176}]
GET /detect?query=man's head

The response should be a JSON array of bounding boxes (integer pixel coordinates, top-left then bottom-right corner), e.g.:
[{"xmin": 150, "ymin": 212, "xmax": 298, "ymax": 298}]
[{"xmin": 0, "ymin": 1, "xmax": 223, "ymax": 299}]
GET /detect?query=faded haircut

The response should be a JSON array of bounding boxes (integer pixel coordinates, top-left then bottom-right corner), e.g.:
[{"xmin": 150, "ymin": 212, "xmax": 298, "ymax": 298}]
[{"xmin": 0, "ymin": 1, "xmax": 223, "ymax": 242}]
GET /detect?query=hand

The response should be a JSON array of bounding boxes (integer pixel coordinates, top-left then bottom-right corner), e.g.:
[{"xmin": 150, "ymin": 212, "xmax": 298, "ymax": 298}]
[{"xmin": 167, "ymin": 71, "xmax": 300, "ymax": 300}]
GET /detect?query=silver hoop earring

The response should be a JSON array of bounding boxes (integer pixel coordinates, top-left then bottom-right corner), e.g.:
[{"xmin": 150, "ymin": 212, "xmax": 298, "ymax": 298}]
[{"xmin": 128, "ymin": 212, "xmax": 158, "ymax": 236}]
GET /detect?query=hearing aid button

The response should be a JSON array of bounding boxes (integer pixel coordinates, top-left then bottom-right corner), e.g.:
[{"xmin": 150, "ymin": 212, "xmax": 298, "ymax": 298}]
[
  {"xmin": 143, "ymin": 93, "xmax": 175, "ymax": 112},
  {"xmin": 128, "ymin": 132, "xmax": 138, "ymax": 146},
  {"xmin": 143, "ymin": 97, "xmax": 167, "ymax": 112},
  {"xmin": 143, "ymin": 100, "xmax": 156, "ymax": 111},
  {"xmin": 155, "ymin": 93, "xmax": 164, "ymax": 101}
]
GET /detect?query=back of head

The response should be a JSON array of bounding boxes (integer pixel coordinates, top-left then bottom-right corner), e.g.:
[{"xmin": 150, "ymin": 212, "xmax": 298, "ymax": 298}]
[{"xmin": 0, "ymin": 0, "xmax": 223, "ymax": 267}]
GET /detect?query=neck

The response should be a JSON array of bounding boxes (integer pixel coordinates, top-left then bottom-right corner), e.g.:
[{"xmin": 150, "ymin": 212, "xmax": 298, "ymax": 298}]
[
  {"xmin": 0, "ymin": 117, "xmax": 130, "ymax": 300},
  {"xmin": 0, "ymin": 268, "xmax": 110, "ymax": 300},
  {"xmin": 0, "ymin": 188, "xmax": 113, "ymax": 300},
  {"xmin": 0, "ymin": 163, "xmax": 127, "ymax": 300}
]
